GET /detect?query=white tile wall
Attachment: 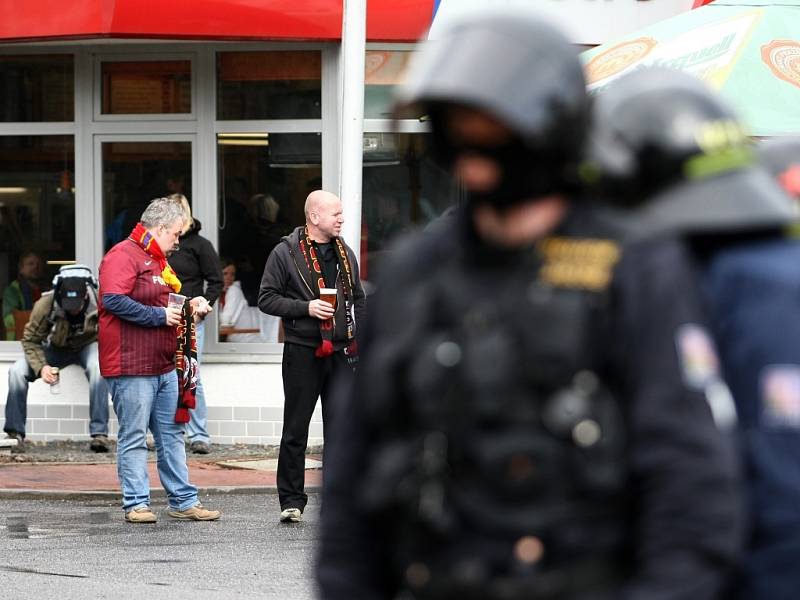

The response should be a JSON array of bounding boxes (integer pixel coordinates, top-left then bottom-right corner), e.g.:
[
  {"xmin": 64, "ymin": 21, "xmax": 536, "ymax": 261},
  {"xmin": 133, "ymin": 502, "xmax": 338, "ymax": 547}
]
[{"xmin": 0, "ymin": 360, "xmax": 324, "ymax": 446}]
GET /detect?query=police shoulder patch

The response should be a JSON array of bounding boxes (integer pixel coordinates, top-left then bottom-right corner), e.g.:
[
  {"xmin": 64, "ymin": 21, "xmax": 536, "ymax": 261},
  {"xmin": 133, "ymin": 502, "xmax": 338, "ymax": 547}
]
[
  {"xmin": 675, "ymin": 323, "xmax": 720, "ymax": 389},
  {"xmin": 761, "ymin": 365, "xmax": 800, "ymax": 428}
]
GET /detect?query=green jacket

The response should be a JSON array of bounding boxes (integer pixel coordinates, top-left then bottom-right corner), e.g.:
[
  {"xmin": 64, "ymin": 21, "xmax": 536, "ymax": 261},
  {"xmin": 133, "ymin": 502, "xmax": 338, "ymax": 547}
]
[
  {"xmin": 3, "ymin": 280, "xmax": 29, "ymax": 341},
  {"xmin": 21, "ymin": 291, "xmax": 99, "ymax": 376}
]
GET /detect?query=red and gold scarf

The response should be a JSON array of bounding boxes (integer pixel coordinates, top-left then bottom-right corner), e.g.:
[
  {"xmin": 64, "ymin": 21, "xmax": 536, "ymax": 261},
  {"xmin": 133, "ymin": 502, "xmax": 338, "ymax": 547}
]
[
  {"xmin": 298, "ymin": 227, "xmax": 358, "ymax": 362},
  {"xmin": 129, "ymin": 222, "xmax": 182, "ymax": 292},
  {"xmin": 128, "ymin": 222, "xmax": 196, "ymax": 422},
  {"xmin": 174, "ymin": 300, "xmax": 197, "ymax": 424}
]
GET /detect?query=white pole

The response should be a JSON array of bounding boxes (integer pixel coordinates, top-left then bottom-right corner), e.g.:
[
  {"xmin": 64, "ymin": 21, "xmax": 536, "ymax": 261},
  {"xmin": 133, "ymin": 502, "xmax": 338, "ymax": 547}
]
[{"xmin": 338, "ymin": 0, "xmax": 367, "ymax": 264}]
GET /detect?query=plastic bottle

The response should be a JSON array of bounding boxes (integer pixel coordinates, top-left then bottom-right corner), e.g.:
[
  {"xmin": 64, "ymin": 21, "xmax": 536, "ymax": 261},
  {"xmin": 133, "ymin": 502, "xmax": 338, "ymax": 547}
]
[{"xmin": 50, "ymin": 367, "xmax": 60, "ymax": 395}]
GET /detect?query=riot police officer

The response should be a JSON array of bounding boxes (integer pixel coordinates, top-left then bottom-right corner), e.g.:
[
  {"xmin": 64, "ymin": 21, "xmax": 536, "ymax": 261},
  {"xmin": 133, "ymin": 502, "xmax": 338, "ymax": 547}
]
[
  {"xmin": 586, "ymin": 67, "xmax": 797, "ymax": 600},
  {"xmin": 317, "ymin": 14, "xmax": 742, "ymax": 600}
]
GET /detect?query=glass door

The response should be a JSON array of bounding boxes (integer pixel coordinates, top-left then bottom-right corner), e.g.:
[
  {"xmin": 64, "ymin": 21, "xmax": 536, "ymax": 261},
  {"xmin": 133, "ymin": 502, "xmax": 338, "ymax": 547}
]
[{"xmin": 95, "ymin": 135, "xmax": 194, "ymax": 257}]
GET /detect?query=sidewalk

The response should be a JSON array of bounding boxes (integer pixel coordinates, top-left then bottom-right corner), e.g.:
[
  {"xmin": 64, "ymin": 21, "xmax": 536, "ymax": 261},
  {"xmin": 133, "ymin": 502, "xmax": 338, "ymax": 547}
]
[{"xmin": 0, "ymin": 445, "xmax": 322, "ymax": 499}]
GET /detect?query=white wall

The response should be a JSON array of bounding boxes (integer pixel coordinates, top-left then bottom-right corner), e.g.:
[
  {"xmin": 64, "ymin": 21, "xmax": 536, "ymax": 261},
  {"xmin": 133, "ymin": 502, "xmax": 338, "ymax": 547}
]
[{"xmin": 0, "ymin": 359, "xmax": 322, "ymax": 446}]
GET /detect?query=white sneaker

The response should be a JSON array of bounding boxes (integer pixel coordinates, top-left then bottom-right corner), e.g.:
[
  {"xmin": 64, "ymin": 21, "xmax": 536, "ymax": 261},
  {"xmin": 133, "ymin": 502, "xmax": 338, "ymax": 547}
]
[{"xmin": 280, "ymin": 508, "xmax": 302, "ymax": 523}]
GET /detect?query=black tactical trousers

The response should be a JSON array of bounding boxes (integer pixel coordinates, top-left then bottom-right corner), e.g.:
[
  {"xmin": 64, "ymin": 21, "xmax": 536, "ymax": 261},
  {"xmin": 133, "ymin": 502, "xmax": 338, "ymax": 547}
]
[{"xmin": 278, "ymin": 342, "xmax": 351, "ymax": 511}]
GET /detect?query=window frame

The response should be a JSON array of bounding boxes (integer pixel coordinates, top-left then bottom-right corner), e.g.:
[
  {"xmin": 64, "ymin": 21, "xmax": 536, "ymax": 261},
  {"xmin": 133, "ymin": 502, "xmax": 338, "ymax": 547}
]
[
  {"xmin": 93, "ymin": 51, "xmax": 198, "ymax": 122},
  {"xmin": 0, "ymin": 45, "xmax": 81, "ymax": 358},
  {"xmin": 203, "ymin": 44, "xmax": 330, "ymax": 358},
  {"xmin": 0, "ymin": 41, "xmax": 334, "ymax": 361},
  {"xmin": 364, "ymin": 43, "xmax": 427, "ymax": 136},
  {"xmin": 0, "ymin": 50, "xmax": 76, "ymax": 124}
]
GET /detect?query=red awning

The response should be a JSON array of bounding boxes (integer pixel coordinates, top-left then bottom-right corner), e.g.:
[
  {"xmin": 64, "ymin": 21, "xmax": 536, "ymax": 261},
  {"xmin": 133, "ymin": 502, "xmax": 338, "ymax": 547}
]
[
  {"xmin": 0, "ymin": 0, "xmax": 435, "ymax": 43},
  {"xmin": 368, "ymin": 0, "xmax": 435, "ymax": 42}
]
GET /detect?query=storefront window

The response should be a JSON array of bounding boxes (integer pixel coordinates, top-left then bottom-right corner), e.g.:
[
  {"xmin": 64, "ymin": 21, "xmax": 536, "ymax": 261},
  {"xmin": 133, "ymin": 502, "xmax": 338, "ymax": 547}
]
[
  {"xmin": 361, "ymin": 133, "xmax": 459, "ymax": 287},
  {"xmin": 0, "ymin": 136, "xmax": 75, "ymax": 340},
  {"xmin": 217, "ymin": 51, "xmax": 322, "ymax": 120},
  {"xmin": 101, "ymin": 60, "xmax": 191, "ymax": 114},
  {"xmin": 102, "ymin": 141, "xmax": 192, "ymax": 251},
  {"xmin": 364, "ymin": 50, "xmax": 415, "ymax": 119},
  {"xmin": 217, "ymin": 132, "xmax": 322, "ymax": 342},
  {"xmin": 0, "ymin": 55, "xmax": 74, "ymax": 122}
]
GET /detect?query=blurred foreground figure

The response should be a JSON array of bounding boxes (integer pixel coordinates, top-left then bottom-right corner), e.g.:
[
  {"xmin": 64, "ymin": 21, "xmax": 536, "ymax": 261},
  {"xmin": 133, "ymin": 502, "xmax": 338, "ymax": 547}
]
[
  {"xmin": 317, "ymin": 13, "xmax": 741, "ymax": 600},
  {"xmin": 759, "ymin": 137, "xmax": 800, "ymax": 213},
  {"xmin": 588, "ymin": 67, "xmax": 796, "ymax": 600}
]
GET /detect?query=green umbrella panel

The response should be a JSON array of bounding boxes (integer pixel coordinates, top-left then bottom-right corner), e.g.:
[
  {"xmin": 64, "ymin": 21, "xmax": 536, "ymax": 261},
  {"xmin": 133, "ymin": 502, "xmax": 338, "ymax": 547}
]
[{"xmin": 581, "ymin": 0, "xmax": 800, "ymax": 136}]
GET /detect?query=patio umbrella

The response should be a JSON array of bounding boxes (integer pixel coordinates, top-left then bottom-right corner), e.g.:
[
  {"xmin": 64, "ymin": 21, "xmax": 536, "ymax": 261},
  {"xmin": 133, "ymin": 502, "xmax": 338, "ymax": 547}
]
[{"xmin": 582, "ymin": 0, "xmax": 800, "ymax": 136}]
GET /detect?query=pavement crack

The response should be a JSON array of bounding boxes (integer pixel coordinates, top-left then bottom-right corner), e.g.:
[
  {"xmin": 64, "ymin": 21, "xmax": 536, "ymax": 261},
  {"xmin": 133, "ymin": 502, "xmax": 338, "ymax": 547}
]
[{"xmin": 0, "ymin": 565, "xmax": 88, "ymax": 578}]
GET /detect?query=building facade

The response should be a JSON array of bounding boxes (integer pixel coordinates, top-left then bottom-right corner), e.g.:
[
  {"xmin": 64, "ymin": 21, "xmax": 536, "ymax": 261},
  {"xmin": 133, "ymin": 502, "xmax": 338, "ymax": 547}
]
[{"xmin": 0, "ymin": 0, "xmax": 694, "ymax": 444}]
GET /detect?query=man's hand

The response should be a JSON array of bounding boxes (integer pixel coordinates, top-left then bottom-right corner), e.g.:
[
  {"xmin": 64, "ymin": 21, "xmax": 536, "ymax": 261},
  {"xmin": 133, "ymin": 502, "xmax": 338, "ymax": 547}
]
[
  {"xmin": 309, "ymin": 299, "xmax": 335, "ymax": 320},
  {"xmin": 164, "ymin": 306, "xmax": 182, "ymax": 326},
  {"xmin": 41, "ymin": 365, "xmax": 59, "ymax": 384},
  {"xmin": 190, "ymin": 296, "xmax": 212, "ymax": 319}
]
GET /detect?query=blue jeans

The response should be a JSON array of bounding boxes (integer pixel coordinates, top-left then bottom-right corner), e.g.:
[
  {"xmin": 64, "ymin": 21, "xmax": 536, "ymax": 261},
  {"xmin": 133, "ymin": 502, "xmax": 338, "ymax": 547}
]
[
  {"xmin": 4, "ymin": 342, "xmax": 109, "ymax": 438},
  {"xmin": 186, "ymin": 319, "xmax": 209, "ymax": 444},
  {"xmin": 108, "ymin": 370, "xmax": 198, "ymax": 513}
]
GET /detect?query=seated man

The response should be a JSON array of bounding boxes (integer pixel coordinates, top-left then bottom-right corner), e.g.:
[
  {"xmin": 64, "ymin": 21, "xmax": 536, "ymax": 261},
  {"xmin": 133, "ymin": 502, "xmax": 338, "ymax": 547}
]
[{"xmin": 3, "ymin": 265, "xmax": 110, "ymax": 453}]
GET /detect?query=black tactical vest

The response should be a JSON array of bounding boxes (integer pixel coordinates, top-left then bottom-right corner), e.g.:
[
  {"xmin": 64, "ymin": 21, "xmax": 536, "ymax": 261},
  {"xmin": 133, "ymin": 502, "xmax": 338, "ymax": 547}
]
[{"xmin": 360, "ymin": 210, "xmax": 631, "ymax": 600}]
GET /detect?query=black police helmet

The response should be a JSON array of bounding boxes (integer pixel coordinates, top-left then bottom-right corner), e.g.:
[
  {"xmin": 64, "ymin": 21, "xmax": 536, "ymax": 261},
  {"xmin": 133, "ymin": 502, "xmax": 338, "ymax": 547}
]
[
  {"xmin": 758, "ymin": 137, "xmax": 800, "ymax": 199},
  {"xmin": 395, "ymin": 11, "xmax": 590, "ymax": 206},
  {"xmin": 586, "ymin": 67, "xmax": 794, "ymax": 235}
]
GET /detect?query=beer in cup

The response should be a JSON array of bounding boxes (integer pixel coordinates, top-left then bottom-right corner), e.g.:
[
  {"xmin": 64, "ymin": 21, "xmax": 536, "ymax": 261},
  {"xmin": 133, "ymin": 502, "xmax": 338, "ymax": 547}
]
[
  {"xmin": 168, "ymin": 293, "xmax": 187, "ymax": 310},
  {"xmin": 319, "ymin": 288, "xmax": 337, "ymax": 310}
]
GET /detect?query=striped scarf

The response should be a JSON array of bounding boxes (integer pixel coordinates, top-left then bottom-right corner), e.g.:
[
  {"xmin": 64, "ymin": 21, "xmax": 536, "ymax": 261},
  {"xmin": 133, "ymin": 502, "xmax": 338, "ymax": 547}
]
[
  {"xmin": 174, "ymin": 299, "xmax": 197, "ymax": 424},
  {"xmin": 129, "ymin": 222, "xmax": 182, "ymax": 292},
  {"xmin": 298, "ymin": 227, "xmax": 358, "ymax": 362}
]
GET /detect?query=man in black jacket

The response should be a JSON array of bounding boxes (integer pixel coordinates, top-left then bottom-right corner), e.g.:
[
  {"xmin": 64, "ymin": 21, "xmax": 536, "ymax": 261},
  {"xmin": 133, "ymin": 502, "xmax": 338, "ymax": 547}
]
[
  {"xmin": 168, "ymin": 195, "xmax": 223, "ymax": 454},
  {"xmin": 316, "ymin": 11, "xmax": 742, "ymax": 600},
  {"xmin": 259, "ymin": 189, "xmax": 366, "ymax": 523}
]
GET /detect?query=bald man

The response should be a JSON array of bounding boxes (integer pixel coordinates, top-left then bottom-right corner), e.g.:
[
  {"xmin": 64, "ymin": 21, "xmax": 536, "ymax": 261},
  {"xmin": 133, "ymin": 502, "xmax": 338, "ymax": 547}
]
[{"xmin": 259, "ymin": 190, "xmax": 366, "ymax": 523}]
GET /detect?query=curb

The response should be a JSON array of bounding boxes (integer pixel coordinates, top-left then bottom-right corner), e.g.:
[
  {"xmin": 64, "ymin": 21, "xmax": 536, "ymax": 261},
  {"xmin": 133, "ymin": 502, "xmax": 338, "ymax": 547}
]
[{"xmin": 0, "ymin": 484, "xmax": 321, "ymax": 501}]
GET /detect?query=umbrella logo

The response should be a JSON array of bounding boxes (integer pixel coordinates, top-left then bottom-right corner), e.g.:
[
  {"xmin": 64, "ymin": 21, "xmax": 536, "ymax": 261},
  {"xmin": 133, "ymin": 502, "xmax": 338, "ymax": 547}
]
[
  {"xmin": 762, "ymin": 40, "xmax": 800, "ymax": 90},
  {"xmin": 585, "ymin": 37, "xmax": 658, "ymax": 85}
]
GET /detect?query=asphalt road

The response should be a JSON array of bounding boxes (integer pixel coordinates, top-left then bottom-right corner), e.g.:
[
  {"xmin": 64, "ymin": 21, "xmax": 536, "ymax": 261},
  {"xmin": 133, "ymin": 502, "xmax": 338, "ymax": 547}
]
[{"xmin": 0, "ymin": 492, "xmax": 320, "ymax": 599}]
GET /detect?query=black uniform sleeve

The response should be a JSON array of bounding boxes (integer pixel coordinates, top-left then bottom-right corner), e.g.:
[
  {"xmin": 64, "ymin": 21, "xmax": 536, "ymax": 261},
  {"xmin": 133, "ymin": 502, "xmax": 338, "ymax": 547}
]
[
  {"xmin": 317, "ymin": 233, "xmax": 441, "ymax": 599},
  {"xmin": 316, "ymin": 304, "xmax": 394, "ymax": 599},
  {"xmin": 613, "ymin": 237, "xmax": 743, "ymax": 600}
]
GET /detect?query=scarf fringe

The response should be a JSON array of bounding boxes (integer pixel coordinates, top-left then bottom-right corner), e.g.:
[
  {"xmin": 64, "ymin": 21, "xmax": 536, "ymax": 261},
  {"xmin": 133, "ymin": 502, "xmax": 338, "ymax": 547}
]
[{"xmin": 315, "ymin": 339, "xmax": 334, "ymax": 358}]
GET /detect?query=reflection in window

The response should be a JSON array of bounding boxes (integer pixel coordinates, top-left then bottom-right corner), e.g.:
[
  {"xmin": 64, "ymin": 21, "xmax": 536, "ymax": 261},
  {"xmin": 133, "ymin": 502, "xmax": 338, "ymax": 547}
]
[
  {"xmin": 0, "ymin": 136, "xmax": 75, "ymax": 340},
  {"xmin": 0, "ymin": 55, "xmax": 74, "ymax": 122},
  {"xmin": 217, "ymin": 51, "xmax": 322, "ymax": 120},
  {"xmin": 361, "ymin": 133, "xmax": 460, "ymax": 286},
  {"xmin": 218, "ymin": 258, "xmax": 281, "ymax": 343},
  {"xmin": 101, "ymin": 60, "xmax": 191, "ymax": 114},
  {"xmin": 102, "ymin": 142, "xmax": 191, "ymax": 251},
  {"xmin": 217, "ymin": 132, "xmax": 322, "ymax": 341},
  {"xmin": 364, "ymin": 50, "xmax": 415, "ymax": 119}
]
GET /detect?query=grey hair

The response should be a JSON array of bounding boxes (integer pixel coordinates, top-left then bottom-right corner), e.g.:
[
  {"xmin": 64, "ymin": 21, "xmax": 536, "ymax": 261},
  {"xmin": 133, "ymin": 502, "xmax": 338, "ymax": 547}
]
[{"xmin": 140, "ymin": 197, "xmax": 186, "ymax": 230}]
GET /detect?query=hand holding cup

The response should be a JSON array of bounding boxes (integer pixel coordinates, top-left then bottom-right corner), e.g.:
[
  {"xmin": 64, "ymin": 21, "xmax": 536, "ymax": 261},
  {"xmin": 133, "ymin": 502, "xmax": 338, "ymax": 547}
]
[
  {"xmin": 309, "ymin": 298, "xmax": 336, "ymax": 320},
  {"xmin": 164, "ymin": 306, "xmax": 182, "ymax": 326}
]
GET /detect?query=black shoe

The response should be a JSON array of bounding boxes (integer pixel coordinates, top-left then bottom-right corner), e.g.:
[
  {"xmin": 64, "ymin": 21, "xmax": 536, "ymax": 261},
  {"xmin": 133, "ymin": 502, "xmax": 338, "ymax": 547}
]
[
  {"xmin": 5, "ymin": 432, "xmax": 25, "ymax": 454},
  {"xmin": 190, "ymin": 441, "xmax": 210, "ymax": 455},
  {"xmin": 90, "ymin": 435, "xmax": 111, "ymax": 453}
]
